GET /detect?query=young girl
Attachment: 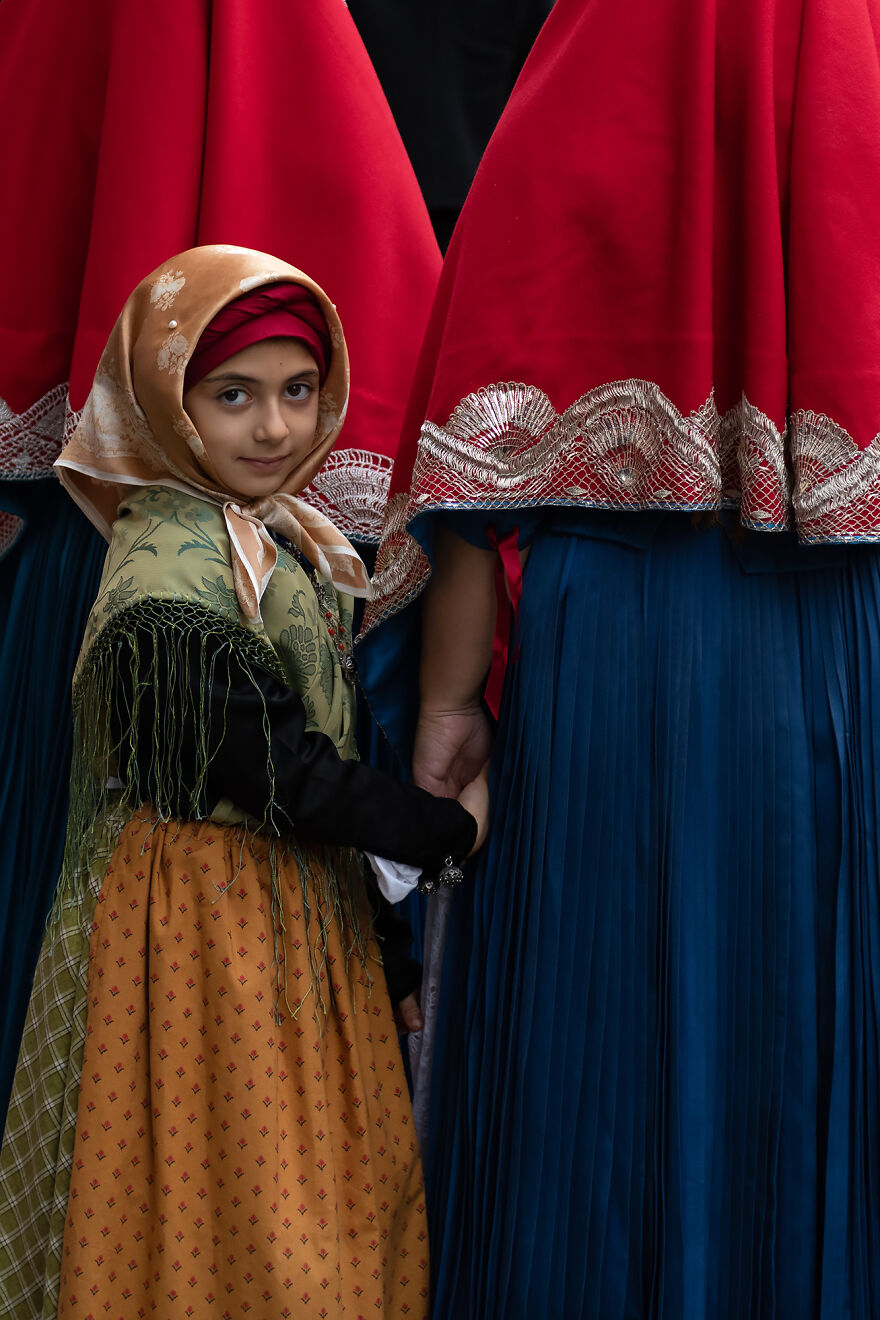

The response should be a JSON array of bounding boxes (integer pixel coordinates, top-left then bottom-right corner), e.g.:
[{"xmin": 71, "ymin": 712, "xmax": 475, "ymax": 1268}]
[{"xmin": 0, "ymin": 244, "xmax": 485, "ymax": 1318}]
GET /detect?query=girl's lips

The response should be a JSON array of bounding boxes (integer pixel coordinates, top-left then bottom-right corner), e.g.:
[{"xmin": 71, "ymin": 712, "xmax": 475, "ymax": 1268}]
[{"xmin": 239, "ymin": 455, "xmax": 288, "ymax": 470}]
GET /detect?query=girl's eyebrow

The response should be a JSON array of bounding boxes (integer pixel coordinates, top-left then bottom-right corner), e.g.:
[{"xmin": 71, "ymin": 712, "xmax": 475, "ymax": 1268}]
[
  {"xmin": 204, "ymin": 368, "xmax": 321, "ymax": 384},
  {"xmin": 204, "ymin": 372, "xmax": 261, "ymax": 383}
]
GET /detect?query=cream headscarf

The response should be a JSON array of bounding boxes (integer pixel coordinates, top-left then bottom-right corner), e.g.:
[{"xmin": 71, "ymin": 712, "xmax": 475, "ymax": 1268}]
[{"xmin": 56, "ymin": 245, "xmax": 372, "ymax": 621}]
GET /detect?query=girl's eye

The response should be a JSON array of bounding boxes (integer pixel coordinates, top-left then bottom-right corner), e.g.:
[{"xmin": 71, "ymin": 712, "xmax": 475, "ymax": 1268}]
[
  {"xmin": 218, "ymin": 387, "xmax": 248, "ymax": 405},
  {"xmin": 285, "ymin": 382, "xmax": 313, "ymax": 401}
]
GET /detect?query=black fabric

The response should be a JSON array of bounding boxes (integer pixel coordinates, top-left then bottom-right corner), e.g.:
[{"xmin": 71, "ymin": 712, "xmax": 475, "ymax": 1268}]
[
  {"xmin": 363, "ymin": 864, "xmax": 423, "ymax": 1004},
  {"xmin": 110, "ymin": 625, "xmax": 476, "ymax": 871},
  {"xmin": 348, "ymin": 0, "xmax": 554, "ymax": 216}
]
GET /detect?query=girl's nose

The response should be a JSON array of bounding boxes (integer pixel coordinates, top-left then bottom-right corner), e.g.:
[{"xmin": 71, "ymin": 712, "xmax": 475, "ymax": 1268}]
[{"xmin": 254, "ymin": 401, "xmax": 289, "ymax": 444}]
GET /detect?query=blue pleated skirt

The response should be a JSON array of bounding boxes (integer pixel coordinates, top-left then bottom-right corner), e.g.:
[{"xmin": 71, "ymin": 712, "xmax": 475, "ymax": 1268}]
[
  {"xmin": 426, "ymin": 510, "xmax": 880, "ymax": 1319},
  {"xmin": 0, "ymin": 481, "xmax": 104, "ymax": 1123}
]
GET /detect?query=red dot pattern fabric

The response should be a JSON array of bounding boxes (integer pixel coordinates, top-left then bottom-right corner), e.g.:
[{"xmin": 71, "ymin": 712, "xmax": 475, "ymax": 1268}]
[{"xmin": 57, "ymin": 815, "xmax": 428, "ymax": 1319}]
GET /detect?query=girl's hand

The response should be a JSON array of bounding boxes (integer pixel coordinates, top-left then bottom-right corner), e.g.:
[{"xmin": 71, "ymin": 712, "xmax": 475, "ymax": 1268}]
[
  {"xmin": 457, "ymin": 760, "xmax": 490, "ymax": 856},
  {"xmin": 413, "ymin": 705, "xmax": 493, "ymax": 798},
  {"xmin": 393, "ymin": 991, "xmax": 425, "ymax": 1034}
]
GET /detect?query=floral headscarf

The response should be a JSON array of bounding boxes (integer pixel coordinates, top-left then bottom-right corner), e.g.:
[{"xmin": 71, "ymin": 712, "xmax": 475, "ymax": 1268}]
[{"xmin": 56, "ymin": 245, "xmax": 371, "ymax": 621}]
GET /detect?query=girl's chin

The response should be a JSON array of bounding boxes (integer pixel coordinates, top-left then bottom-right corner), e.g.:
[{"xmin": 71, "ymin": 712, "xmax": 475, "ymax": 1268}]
[{"xmin": 236, "ymin": 480, "xmax": 288, "ymax": 499}]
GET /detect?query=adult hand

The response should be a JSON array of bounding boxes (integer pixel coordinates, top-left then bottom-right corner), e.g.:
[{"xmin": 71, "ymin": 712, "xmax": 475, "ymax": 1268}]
[
  {"xmin": 412, "ymin": 704, "xmax": 493, "ymax": 798},
  {"xmin": 457, "ymin": 760, "xmax": 490, "ymax": 856}
]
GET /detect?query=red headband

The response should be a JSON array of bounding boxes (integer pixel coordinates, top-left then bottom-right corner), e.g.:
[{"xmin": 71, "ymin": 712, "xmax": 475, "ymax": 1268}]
[{"xmin": 184, "ymin": 283, "xmax": 332, "ymax": 391}]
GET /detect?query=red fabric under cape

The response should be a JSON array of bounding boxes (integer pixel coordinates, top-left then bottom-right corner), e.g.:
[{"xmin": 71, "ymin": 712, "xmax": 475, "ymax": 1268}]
[
  {"xmin": 364, "ymin": 0, "xmax": 880, "ymax": 632},
  {"xmin": 0, "ymin": 0, "xmax": 440, "ymax": 543}
]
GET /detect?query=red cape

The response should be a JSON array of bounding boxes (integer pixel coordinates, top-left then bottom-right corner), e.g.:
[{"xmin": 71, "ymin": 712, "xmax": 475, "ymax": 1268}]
[
  {"xmin": 365, "ymin": 0, "xmax": 880, "ymax": 635},
  {"xmin": 0, "ymin": 0, "xmax": 440, "ymax": 543}
]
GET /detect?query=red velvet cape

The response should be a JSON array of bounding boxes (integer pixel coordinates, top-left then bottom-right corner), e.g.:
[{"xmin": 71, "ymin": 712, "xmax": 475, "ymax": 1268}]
[
  {"xmin": 0, "ymin": 0, "xmax": 440, "ymax": 545},
  {"xmin": 365, "ymin": 0, "xmax": 880, "ymax": 630}
]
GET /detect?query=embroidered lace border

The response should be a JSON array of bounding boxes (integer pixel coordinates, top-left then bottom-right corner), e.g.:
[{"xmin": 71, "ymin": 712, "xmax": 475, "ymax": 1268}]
[
  {"xmin": 302, "ymin": 447, "xmax": 392, "ymax": 544},
  {"xmin": 0, "ymin": 386, "xmax": 392, "ymax": 547},
  {"xmin": 361, "ymin": 379, "xmax": 880, "ymax": 633},
  {"xmin": 0, "ymin": 383, "xmax": 81, "ymax": 480}
]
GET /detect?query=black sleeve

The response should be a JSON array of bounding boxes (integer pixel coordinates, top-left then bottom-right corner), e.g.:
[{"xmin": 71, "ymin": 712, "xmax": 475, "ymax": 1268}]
[
  {"xmin": 214, "ymin": 658, "xmax": 475, "ymax": 869},
  {"xmin": 113, "ymin": 626, "xmax": 476, "ymax": 873}
]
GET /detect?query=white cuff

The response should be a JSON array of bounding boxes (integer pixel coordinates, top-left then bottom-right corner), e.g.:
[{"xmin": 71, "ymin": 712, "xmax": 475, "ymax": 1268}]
[{"xmin": 366, "ymin": 852, "xmax": 422, "ymax": 904}]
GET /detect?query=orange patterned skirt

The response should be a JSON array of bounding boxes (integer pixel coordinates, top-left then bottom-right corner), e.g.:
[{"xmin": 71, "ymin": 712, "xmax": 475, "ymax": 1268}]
[{"xmin": 51, "ymin": 813, "xmax": 428, "ymax": 1318}]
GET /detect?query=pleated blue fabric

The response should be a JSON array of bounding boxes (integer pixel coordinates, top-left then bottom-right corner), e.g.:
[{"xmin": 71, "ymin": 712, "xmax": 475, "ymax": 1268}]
[
  {"xmin": 353, "ymin": 552, "xmax": 427, "ymax": 972},
  {"xmin": 425, "ymin": 509, "xmax": 880, "ymax": 1319},
  {"xmin": 0, "ymin": 481, "xmax": 104, "ymax": 1123}
]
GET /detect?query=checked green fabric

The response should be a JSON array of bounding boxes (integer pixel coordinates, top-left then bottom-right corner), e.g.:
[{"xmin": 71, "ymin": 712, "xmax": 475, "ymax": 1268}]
[{"xmin": 0, "ymin": 866, "xmax": 101, "ymax": 1317}]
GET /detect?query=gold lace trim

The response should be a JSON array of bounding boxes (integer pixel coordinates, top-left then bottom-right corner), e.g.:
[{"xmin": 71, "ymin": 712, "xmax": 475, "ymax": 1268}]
[
  {"xmin": 361, "ymin": 379, "xmax": 880, "ymax": 633},
  {"xmin": 301, "ymin": 447, "xmax": 392, "ymax": 544},
  {"xmin": 0, "ymin": 383, "xmax": 82, "ymax": 480}
]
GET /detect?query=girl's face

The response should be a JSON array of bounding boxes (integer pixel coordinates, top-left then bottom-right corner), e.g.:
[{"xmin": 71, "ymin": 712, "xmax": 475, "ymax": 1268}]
[{"xmin": 183, "ymin": 338, "xmax": 321, "ymax": 499}]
